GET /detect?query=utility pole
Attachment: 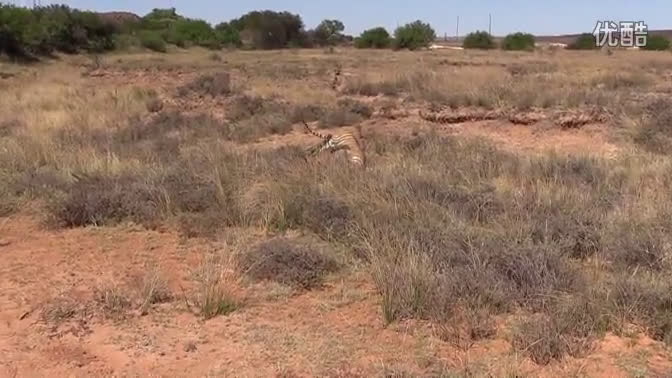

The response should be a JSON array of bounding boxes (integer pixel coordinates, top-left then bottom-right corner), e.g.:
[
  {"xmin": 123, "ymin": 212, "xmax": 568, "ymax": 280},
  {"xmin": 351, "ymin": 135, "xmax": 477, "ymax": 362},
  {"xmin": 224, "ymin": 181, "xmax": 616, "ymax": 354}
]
[
  {"xmin": 456, "ymin": 16, "xmax": 460, "ymax": 42},
  {"xmin": 489, "ymin": 13, "xmax": 492, "ymax": 35}
]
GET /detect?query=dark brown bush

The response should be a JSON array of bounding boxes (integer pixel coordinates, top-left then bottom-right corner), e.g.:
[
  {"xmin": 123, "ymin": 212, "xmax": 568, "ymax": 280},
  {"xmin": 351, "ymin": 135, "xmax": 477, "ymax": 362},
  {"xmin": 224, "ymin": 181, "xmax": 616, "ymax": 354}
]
[
  {"xmin": 226, "ymin": 94, "xmax": 265, "ymax": 122},
  {"xmin": 115, "ymin": 112, "xmax": 227, "ymax": 145},
  {"xmin": 241, "ymin": 238, "xmax": 340, "ymax": 289},
  {"xmin": 145, "ymin": 97, "xmax": 163, "ymax": 113},
  {"xmin": 512, "ymin": 294, "xmax": 611, "ymax": 365},
  {"xmin": 634, "ymin": 98, "xmax": 672, "ymax": 154},
  {"xmin": 290, "ymin": 103, "xmax": 327, "ymax": 123},
  {"xmin": 404, "ymin": 176, "xmax": 502, "ymax": 224},
  {"xmin": 46, "ymin": 173, "xmax": 161, "ymax": 228},
  {"xmin": 603, "ymin": 217, "xmax": 671, "ymax": 271},
  {"xmin": 336, "ymin": 98, "xmax": 373, "ymax": 118},
  {"xmin": 177, "ymin": 72, "xmax": 232, "ymax": 97},
  {"xmin": 489, "ymin": 244, "xmax": 583, "ymax": 310},
  {"xmin": 317, "ymin": 99, "xmax": 372, "ymax": 129},
  {"xmin": 9, "ymin": 167, "xmax": 69, "ymax": 200},
  {"xmin": 283, "ymin": 192, "xmax": 353, "ymax": 241},
  {"xmin": 608, "ymin": 272, "xmax": 672, "ymax": 344}
]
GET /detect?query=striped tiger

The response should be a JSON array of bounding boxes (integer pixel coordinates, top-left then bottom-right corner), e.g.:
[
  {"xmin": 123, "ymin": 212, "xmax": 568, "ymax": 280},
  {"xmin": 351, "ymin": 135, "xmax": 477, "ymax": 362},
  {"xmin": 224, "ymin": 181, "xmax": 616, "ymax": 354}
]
[
  {"xmin": 419, "ymin": 109, "xmax": 502, "ymax": 124},
  {"xmin": 302, "ymin": 121, "xmax": 365, "ymax": 167}
]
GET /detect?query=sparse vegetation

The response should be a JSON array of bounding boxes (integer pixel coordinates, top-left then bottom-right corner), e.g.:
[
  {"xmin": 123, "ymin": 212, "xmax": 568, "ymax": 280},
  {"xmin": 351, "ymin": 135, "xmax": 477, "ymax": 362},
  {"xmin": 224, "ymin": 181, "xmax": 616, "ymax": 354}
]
[
  {"xmin": 94, "ymin": 282, "xmax": 132, "ymax": 318},
  {"xmin": 3, "ymin": 35, "xmax": 672, "ymax": 376},
  {"xmin": 137, "ymin": 268, "xmax": 172, "ymax": 314}
]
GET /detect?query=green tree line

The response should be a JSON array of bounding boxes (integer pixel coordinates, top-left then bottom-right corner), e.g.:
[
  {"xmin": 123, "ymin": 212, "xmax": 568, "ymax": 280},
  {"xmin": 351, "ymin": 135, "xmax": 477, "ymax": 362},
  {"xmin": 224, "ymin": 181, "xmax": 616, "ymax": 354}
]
[{"xmin": 1, "ymin": 3, "xmax": 670, "ymax": 60}]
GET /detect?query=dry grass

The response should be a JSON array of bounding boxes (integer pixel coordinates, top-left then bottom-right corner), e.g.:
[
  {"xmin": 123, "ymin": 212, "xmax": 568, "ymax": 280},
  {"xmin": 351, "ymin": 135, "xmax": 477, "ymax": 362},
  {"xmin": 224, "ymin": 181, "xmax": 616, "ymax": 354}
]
[
  {"xmin": 3, "ymin": 47, "xmax": 672, "ymax": 368},
  {"xmin": 189, "ymin": 253, "xmax": 244, "ymax": 319},
  {"xmin": 136, "ymin": 267, "xmax": 172, "ymax": 315},
  {"xmin": 93, "ymin": 281, "xmax": 132, "ymax": 319}
]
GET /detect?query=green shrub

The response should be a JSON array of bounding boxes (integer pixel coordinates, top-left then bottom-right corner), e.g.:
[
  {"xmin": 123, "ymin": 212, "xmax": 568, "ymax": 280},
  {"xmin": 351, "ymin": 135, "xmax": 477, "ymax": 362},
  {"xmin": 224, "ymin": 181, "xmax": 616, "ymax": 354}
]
[
  {"xmin": 165, "ymin": 18, "xmax": 218, "ymax": 49},
  {"xmin": 214, "ymin": 22, "xmax": 241, "ymax": 47},
  {"xmin": 642, "ymin": 35, "xmax": 671, "ymax": 51},
  {"xmin": 355, "ymin": 27, "xmax": 391, "ymax": 49},
  {"xmin": 502, "ymin": 32, "xmax": 535, "ymax": 51},
  {"xmin": 0, "ymin": 4, "xmax": 116, "ymax": 58},
  {"xmin": 393, "ymin": 20, "xmax": 435, "ymax": 50},
  {"xmin": 567, "ymin": 33, "xmax": 598, "ymax": 50},
  {"xmin": 463, "ymin": 31, "xmax": 496, "ymax": 49},
  {"xmin": 113, "ymin": 33, "xmax": 140, "ymax": 50},
  {"xmin": 139, "ymin": 31, "xmax": 167, "ymax": 52}
]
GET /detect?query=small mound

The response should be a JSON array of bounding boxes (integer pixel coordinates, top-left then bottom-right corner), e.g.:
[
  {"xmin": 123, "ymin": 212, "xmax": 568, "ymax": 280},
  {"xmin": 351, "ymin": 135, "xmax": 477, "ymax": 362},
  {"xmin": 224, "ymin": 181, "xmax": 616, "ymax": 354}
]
[{"xmin": 241, "ymin": 238, "xmax": 339, "ymax": 290}]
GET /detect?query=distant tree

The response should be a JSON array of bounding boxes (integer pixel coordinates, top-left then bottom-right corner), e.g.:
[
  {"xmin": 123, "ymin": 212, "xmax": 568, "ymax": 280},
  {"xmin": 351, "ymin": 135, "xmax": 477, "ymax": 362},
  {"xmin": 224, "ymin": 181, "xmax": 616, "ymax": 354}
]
[
  {"xmin": 0, "ymin": 4, "xmax": 116, "ymax": 58},
  {"xmin": 394, "ymin": 20, "xmax": 435, "ymax": 50},
  {"xmin": 230, "ymin": 10, "xmax": 304, "ymax": 49},
  {"xmin": 215, "ymin": 22, "xmax": 241, "ymax": 47},
  {"xmin": 355, "ymin": 27, "xmax": 391, "ymax": 49},
  {"xmin": 0, "ymin": 4, "xmax": 36, "ymax": 58},
  {"xmin": 141, "ymin": 8, "xmax": 180, "ymax": 31},
  {"xmin": 463, "ymin": 31, "xmax": 495, "ymax": 49},
  {"xmin": 314, "ymin": 19, "xmax": 345, "ymax": 46},
  {"xmin": 567, "ymin": 33, "xmax": 598, "ymax": 50},
  {"xmin": 501, "ymin": 32, "xmax": 535, "ymax": 51},
  {"xmin": 642, "ymin": 35, "xmax": 671, "ymax": 51}
]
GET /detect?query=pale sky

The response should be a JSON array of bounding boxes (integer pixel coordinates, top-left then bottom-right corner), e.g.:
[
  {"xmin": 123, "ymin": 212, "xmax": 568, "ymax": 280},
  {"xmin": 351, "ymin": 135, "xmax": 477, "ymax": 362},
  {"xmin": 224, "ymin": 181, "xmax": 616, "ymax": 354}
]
[{"xmin": 8, "ymin": 0, "xmax": 672, "ymax": 36}]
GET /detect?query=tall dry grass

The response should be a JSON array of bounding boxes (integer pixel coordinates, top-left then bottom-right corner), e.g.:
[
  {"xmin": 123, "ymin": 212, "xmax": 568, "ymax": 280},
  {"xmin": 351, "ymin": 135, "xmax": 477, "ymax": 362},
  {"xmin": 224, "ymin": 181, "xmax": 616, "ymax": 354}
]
[{"xmin": 2, "ymin": 48, "xmax": 672, "ymax": 364}]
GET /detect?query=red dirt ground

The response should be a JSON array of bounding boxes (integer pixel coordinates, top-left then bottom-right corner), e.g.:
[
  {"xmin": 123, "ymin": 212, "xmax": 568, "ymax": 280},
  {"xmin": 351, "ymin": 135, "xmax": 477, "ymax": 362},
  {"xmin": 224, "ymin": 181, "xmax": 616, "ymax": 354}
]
[{"xmin": 1, "ymin": 215, "xmax": 670, "ymax": 377}]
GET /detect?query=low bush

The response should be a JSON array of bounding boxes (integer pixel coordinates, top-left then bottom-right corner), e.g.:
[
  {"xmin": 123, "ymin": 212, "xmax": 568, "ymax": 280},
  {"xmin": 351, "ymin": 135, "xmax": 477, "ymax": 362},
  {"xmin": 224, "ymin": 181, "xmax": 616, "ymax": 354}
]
[
  {"xmin": 139, "ymin": 31, "xmax": 167, "ymax": 52},
  {"xmin": 501, "ymin": 32, "xmax": 535, "ymax": 51},
  {"xmin": 355, "ymin": 27, "xmax": 391, "ymax": 49},
  {"xmin": 463, "ymin": 31, "xmax": 496, "ymax": 49},
  {"xmin": 241, "ymin": 238, "xmax": 340, "ymax": 289}
]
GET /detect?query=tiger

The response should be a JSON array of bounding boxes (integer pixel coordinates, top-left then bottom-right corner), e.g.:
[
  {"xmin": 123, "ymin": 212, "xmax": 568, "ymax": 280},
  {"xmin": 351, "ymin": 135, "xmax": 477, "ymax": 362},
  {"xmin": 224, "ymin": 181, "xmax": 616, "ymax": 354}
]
[{"xmin": 302, "ymin": 121, "xmax": 365, "ymax": 167}]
